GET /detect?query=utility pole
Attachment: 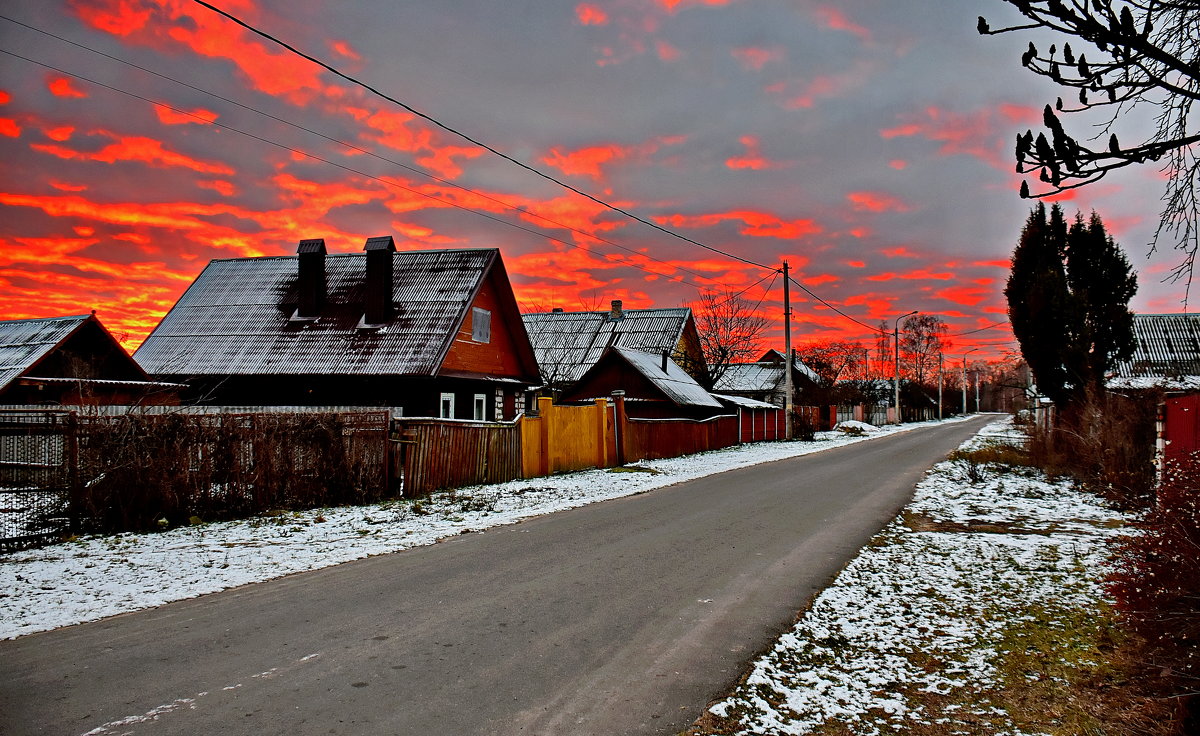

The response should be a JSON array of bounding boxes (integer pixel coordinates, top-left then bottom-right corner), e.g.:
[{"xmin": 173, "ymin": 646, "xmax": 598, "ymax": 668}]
[
  {"xmin": 782, "ymin": 261, "xmax": 793, "ymax": 440},
  {"xmin": 961, "ymin": 348, "xmax": 977, "ymax": 414},
  {"xmin": 937, "ymin": 351, "xmax": 943, "ymax": 420},
  {"xmin": 893, "ymin": 310, "xmax": 916, "ymax": 424}
]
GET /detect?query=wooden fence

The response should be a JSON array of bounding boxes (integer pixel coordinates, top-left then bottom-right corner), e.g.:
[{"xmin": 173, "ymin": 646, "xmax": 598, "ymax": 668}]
[
  {"xmin": 393, "ymin": 418, "xmax": 523, "ymax": 496},
  {"xmin": 520, "ymin": 397, "xmax": 615, "ymax": 477}
]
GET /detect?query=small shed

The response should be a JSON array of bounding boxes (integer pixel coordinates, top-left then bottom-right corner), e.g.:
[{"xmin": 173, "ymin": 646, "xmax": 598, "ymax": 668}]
[
  {"xmin": 561, "ymin": 346, "xmax": 725, "ymax": 419},
  {"xmin": 712, "ymin": 393, "xmax": 783, "ymax": 442},
  {"xmin": 0, "ymin": 314, "xmax": 179, "ymax": 405},
  {"xmin": 1109, "ymin": 313, "xmax": 1200, "ymax": 467}
]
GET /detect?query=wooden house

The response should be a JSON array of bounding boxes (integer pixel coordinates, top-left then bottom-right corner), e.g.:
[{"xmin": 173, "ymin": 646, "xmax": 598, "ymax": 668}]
[
  {"xmin": 561, "ymin": 346, "xmax": 725, "ymax": 419},
  {"xmin": 0, "ymin": 314, "xmax": 178, "ymax": 405},
  {"xmin": 522, "ymin": 301, "xmax": 707, "ymax": 393},
  {"xmin": 135, "ymin": 238, "xmax": 540, "ymax": 420},
  {"xmin": 712, "ymin": 349, "xmax": 820, "ymax": 408}
]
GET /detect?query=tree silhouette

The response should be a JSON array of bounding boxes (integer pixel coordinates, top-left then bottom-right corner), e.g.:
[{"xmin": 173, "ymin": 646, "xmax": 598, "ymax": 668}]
[
  {"xmin": 979, "ymin": 1, "xmax": 1200, "ymax": 288},
  {"xmin": 900, "ymin": 314, "xmax": 949, "ymax": 386},
  {"xmin": 1006, "ymin": 203, "xmax": 1136, "ymax": 407},
  {"xmin": 693, "ymin": 289, "xmax": 769, "ymax": 390}
]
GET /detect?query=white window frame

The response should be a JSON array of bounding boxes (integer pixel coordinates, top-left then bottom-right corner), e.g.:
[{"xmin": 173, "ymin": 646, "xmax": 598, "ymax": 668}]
[
  {"xmin": 473, "ymin": 393, "xmax": 487, "ymax": 421},
  {"xmin": 439, "ymin": 392, "xmax": 455, "ymax": 419},
  {"xmin": 471, "ymin": 307, "xmax": 491, "ymax": 343}
]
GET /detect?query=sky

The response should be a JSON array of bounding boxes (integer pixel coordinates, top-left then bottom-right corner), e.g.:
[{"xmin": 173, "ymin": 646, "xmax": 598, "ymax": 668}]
[{"xmin": 0, "ymin": 0, "xmax": 1191, "ymax": 364}]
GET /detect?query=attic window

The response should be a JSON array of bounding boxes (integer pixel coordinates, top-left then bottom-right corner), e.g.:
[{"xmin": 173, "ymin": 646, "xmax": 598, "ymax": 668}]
[{"xmin": 472, "ymin": 308, "xmax": 491, "ymax": 343}]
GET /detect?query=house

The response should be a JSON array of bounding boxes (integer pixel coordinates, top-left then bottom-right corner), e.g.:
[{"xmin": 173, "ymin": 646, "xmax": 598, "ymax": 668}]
[
  {"xmin": 522, "ymin": 301, "xmax": 707, "ymax": 392},
  {"xmin": 0, "ymin": 313, "xmax": 179, "ymax": 405},
  {"xmin": 135, "ymin": 238, "xmax": 540, "ymax": 420},
  {"xmin": 1110, "ymin": 313, "xmax": 1200, "ymax": 465},
  {"xmin": 561, "ymin": 346, "xmax": 725, "ymax": 419},
  {"xmin": 712, "ymin": 349, "xmax": 820, "ymax": 408}
]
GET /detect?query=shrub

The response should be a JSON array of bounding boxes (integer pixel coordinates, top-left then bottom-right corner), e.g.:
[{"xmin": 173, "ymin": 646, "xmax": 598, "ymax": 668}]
[{"xmin": 1107, "ymin": 452, "xmax": 1200, "ymax": 735}]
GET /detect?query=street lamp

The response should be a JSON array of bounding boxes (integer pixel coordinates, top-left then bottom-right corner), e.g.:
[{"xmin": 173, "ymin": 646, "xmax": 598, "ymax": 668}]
[
  {"xmin": 962, "ymin": 348, "xmax": 978, "ymax": 414},
  {"xmin": 893, "ymin": 310, "xmax": 917, "ymax": 424}
]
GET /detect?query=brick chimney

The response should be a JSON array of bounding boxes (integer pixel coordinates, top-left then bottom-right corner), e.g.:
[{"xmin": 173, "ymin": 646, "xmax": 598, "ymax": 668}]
[
  {"xmin": 661, "ymin": 350, "xmax": 669, "ymax": 373},
  {"xmin": 296, "ymin": 238, "xmax": 326, "ymax": 319},
  {"xmin": 609, "ymin": 299, "xmax": 623, "ymax": 321},
  {"xmin": 363, "ymin": 235, "xmax": 396, "ymax": 325}
]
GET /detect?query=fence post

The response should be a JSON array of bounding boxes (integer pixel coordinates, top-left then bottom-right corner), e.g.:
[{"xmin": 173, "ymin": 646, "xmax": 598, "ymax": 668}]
[
  {"xmin": 611, "ymin": 390, "xmax": 626, "ymax": 466},
  {"xmin": 594, "ymin": 398, "xmax": 609, "ymax": 468},
  {"xmin": 65, "ymin": 411, "xmax": 81, "ymax": 534},
  {"xmin": 538, "ymin": 396, "xmax": 554, "ymax": 475}
]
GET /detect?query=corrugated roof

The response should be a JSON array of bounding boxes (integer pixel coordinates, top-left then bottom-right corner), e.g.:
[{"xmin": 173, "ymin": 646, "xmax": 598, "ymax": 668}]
[
  {"xmin": 611, "ymin": 346, "xmax": 723, "ymax": 408},
  {"xmin": 523, "ymin": 307, "xmax": 691, "ymax": 383},
  {"xmin": 711, "ymin": 393, "xmax": 779, "ymax": 409},
  {"xmin": 1114, "ymin": 314, "xmax": 1200, "ymax": 378},
  {"xmin": 136, "ymin": 249, "xmax": 498, "ymax": 376},
  {"xmin": 0, "ymin": 315, "xmax": 90, "ymax": 393},
  {"xmin": 713, "ymin": 362, "xmax": 783, "ymax": 393}
]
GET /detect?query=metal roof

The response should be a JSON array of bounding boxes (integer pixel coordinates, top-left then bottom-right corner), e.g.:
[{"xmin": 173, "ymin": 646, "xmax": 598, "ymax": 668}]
[
  {"xmin": 523, "ymin": 307, "xmax": 691, "ymax": 383},
  {"xmin": 1114, "ymin": 313, "xmax": 1200, "ymax": 378},
  {"xmin": 0, "ymin": 315, "xmax": 91, "ymax": 393},
  {"xmin": 712, "ymin": 356, "xmax": 820, "ymax": 393},
  {"xmin": 711, "ymin": 393, "xmax": 779, "ymax": 409},
  {"xmin": 610, "ymin": 347, "xmax": 723, "ymax": 408},
  {"xmin": 136, "ymin": 249, "xmax": 501, "ymax": 377}
]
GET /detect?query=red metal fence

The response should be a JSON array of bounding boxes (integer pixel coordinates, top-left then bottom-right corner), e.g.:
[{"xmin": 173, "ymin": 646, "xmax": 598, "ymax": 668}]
[
  {"xmin": 618, "ymin": 414, "xmax": 740, "ymax": 463},
  {"xmin": 1164, "ymin": 393, "xmax": 1200, "ymax": 463}
]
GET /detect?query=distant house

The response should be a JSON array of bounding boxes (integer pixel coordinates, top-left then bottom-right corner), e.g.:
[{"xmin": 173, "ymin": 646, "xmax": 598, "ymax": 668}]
[
  {"xmin": 0, "ymin": 314, "xmax": 178, "ymax": 405},
  {"xmin": 135, "ymin": 238, "xmax": 540, "ymax": 420},
  {"xmin": 1110, "ymin": 313, "xmax": 1200, "ymax": 465},
  {"xmin": 712, "ymin": 349, "xmax": 820, "ymax": 408},
  {"xmin": 522, "ymin": 301, "xmax": 707, "ymax": 392},
  {"xmin": 561, "ymin": 346, "xmax": 725, "ymax": 419}
]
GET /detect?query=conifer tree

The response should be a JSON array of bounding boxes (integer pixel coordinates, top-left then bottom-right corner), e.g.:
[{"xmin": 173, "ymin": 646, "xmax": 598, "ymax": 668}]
[{"xmin": 1006, "ymin": 204, "xmax": 1137, "ymax": 408}]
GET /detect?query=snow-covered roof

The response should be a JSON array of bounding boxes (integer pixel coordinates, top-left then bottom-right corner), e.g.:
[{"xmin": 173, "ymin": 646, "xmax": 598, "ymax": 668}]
[
  {"xmin": 713, "ymin": 357, "xmax": 819, "ymax": 394},
  {"xmin": 136, "ymin": 247, "xmax": 528, "ymax": 378},
  {"xmin": 1113, "ymin": 313, "xmax": 1200, "ymax": 379},
  {"xmin": 610, "ymin": 347, "xmax": 722, "ymax": 408},
  {"xmin": 522, "ymin": 307, "xmax": 692, "ymax": 384},
  {"xmin": 0, "ymin": 315, "xmax": 92, "ymax": 393},
  {"xmin": 711, "ymin": 393, "xmax": 779, "ymax": 410}
]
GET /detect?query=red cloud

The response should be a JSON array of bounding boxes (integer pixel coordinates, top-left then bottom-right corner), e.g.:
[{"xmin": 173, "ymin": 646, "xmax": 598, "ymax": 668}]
[
  {"xmin": 198, "ymin": 179, "xmax": 237, "ymax": 196},
  {"xmin": 880, "ymin": 105, "xmax": 1022, "ymax": 169},
  {"xmin": 936, "ymin": 284, "xmax": 991, "ymax": 307},
  {"xmin": 0, "ymin": 90, "xmax": 11, "ymax": 104},
  {"xmin": 769, "ymin": 60, "xmax": 874, "ymax": 110},
  {"xmin": 889, "ymin": 159, "xmax": 907, "ymax": 170},
  {"xmin": 658, "ymin": 210, "xmax": 821, "ymax": 239},
  {"xmin": 657, "ymin": 0, "xmax": 735, "ymax": 13},
  {"xmin": 881, "ymin": 246, "xmax": 920, "ymax": 258},
  {"xmin": 732, "ymin": 46, "xmax": 784, "ymax": 71},
  {"xmin": 330, "ymin": 40, "xmax": 361, "ymax": 61},
  {"xmin": 542, "ymin": 136, "xmax": 684, "ymax": 181},
  {"xmin": 866, "ymin": 268, "xmax": 954, "ymax": 282},
  {"xmin": 47, "ymin": 76, "xmax": 87, "ymax": 98},
  {"xmin": 803, "ymin": 274, "xmax": 839, "ymax": 286},
  {"xmin": 43, "ymin": 126, "xmax": 74, "ymax": 142},
  {"xmin": 575, "ymin": 3, "xmax": 609, "ymax": 25},
  {"xmin": 0, "ymin": 118, "xmax": 19, "ymax": 138},
  {"xmin": 33, "ymin": 133, "xmax": 235, "ymax": 175},
  {"xmin": 656, "ymin": 39, "xmax": 682, "ymax": 62},
  {"xmin": 813, "ymin": 6, "xmax": 871, "ymax": 41},
  {"xmin": 154, "ymin": 105, "xmax": 219, "ymax": 125},
  {"xmin": 847, "ymin": 190, "xmax": 911, "ymax": 213},
  {"xmin": 726, "ymin": 136, "xmax": 785, "ymax": 171},
  {"xmin": 49, "ymin": 180, "xmax": 88, "ymax": 192}
]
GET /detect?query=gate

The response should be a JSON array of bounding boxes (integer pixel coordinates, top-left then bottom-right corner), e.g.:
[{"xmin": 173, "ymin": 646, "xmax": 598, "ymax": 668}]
[{"xmin": 0, "ymin": 411, "xmax": 75, "ymax": 550}]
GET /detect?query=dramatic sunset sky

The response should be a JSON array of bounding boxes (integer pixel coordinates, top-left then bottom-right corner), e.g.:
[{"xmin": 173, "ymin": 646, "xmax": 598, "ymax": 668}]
[{"xmin": 0, "ymin": 0, "xmax": 1190, "ymax": 362}]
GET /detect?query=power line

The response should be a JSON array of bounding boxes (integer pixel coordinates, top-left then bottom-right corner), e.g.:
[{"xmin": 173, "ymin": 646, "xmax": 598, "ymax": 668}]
[
  {"xmin": 786, "ymin": 275, "xmax": 882, "ymax": 334},
  {"xmin": 188, "ymin": 0, "xmax": 778, "ymax": 272},
  {"xmin": 0, "ymin": 47, "xmax": 722, "ymax": 291},
  {"xmin": 946, "ymin": 320, "xmax": 1010, "ymax": 337},
  {"xmin": 0, "ymin": 14, "xmax": 724, "ymax": 289}
]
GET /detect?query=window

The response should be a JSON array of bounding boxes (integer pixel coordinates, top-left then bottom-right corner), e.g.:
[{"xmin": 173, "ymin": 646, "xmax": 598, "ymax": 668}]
[
  {"xmin": 473, "ymin": 393, "xmax": 487, "ymax": 421},
  {"xmin": 471, "ymin": 307, "xmax": 491, "ymax": 343},
  {"xmin": 439, "ymin": 392, "xmax": 455, "ymax": 419}
]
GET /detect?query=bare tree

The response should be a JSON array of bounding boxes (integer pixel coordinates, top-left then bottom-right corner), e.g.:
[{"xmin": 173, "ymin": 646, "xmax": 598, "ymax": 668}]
[
  {"xmin": 796, "ymin": 340, "xmax": 872, "ymax": 384},
  {"xmin": 693, "ymin": 289, "xmax": 769, "ymax": 389},
  {"xmin": 874, "ymin": 320, "xmax": 893, "ymax": 379},
  {"xmin": 979, "ymin": 1, "xmax": 1200, "ymax": 288},
  {"xmin": 900, "ymin": 314, "xmax": 949, "ymax": 386}
]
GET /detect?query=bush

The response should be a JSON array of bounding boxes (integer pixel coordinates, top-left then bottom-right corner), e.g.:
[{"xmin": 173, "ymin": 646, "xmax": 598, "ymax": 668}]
[{"xmin": 1107, "ymin": 452, "xmax": 1200, "ymax": 735}]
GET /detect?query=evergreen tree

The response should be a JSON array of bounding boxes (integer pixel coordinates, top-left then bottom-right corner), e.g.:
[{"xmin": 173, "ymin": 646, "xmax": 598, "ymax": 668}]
[
  {"xmin": 1005, "ymin": 204, "xmax": 1137, "ymax": 408},
  {"xmin": 1006, "ymin": 203, "xmax": 1074, "ymax": 406},
  {"xmin": 1063, "ymin": 212, "xmax": 1138, "ymax": 399}
]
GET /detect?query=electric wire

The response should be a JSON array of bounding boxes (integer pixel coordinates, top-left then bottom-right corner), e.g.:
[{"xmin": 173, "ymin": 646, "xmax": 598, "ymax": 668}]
[
  {"xmin": 0, "ymin": 47, "xmax": 723, "ymax": 292},
  {"xmin": 0, "ymin": 14, "xmax": 722, "ymax": 289},
  {"xmin": 187, "ymin": 0, "xmax": 779, "ymax": 272},
  {"xmin": 786, "ymin": 275, "xmax": 882, "ymax": 333}
]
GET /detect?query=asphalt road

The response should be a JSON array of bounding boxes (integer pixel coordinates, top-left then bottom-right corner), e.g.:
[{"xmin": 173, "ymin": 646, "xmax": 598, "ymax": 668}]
[{"xmin": 1, "ymin": 416, "xmax": 991, "ymax": 736}]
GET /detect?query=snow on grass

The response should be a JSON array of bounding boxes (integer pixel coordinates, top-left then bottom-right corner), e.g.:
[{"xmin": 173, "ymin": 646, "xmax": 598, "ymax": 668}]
[
  {"xmin": 0, "ymin": 417, "xmax": 966, "ymax": 640},
  {"xmin": 703, "ymin": 419, "xmax": 1128, "ymax": 736}
]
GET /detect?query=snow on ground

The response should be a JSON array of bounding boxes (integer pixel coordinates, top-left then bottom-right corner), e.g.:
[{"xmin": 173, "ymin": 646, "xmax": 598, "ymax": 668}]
[
  {"xmin": 705, "ymin": 419, "xmax": 1128, "ymax": 736},
  {"xmin": 0, "ymin": 417, "xmax": 965, "ymax": 640}
]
